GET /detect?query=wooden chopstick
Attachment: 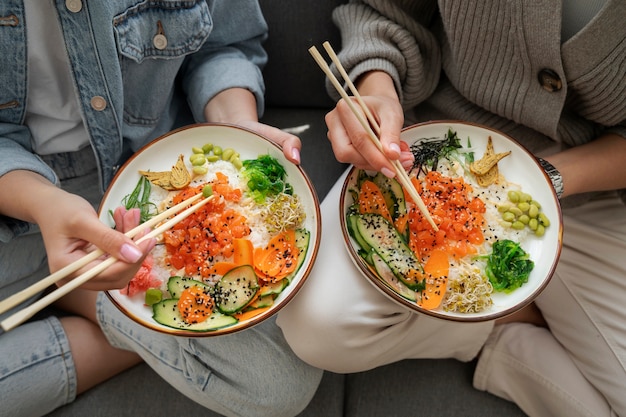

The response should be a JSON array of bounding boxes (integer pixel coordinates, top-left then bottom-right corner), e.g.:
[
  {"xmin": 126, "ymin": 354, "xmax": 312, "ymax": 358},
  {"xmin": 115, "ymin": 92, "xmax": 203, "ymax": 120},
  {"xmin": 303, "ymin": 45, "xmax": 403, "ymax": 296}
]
[
  {"xmin": 1, "ymin": 192, "xmax": 214, "ymax": 332},
  {"xmin": 309, "ymin": 44, "xmax": 438, "ymax": 231},
  {"xmin": 319, "ymin": 42, "xmax": 437, "ymax": 230},
  {"xmin": 0, "ymin": 192, "xmax": 204, "ymax": 316}
]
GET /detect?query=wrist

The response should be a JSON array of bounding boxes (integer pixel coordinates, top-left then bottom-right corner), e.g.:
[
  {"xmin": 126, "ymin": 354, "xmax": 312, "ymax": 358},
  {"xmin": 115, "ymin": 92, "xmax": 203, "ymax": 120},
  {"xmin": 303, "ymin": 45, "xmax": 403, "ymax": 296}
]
[
  {"xmin": 0, "ymin": 170, "xmax": 58, "ymax": 223},
  {"xmin": 203, "ymin": 88, "xmax": 258, "ymax": 124},
  {"xmin": 356, "ymin": 71, "xmax": 398, "ymax": 100},
  {"xmin": 537, "ymin": 157, "xmax": 564, "ymax": 199}
]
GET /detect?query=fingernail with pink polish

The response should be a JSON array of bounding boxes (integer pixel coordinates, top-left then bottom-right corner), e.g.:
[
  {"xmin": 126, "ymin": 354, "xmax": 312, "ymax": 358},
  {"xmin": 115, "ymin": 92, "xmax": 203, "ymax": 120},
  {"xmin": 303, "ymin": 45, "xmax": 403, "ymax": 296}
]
[
  {"xmin": 291, "ymin": 148, "xmax": 301, "ymax": 164},
  {"xmin": 121, "ymin": 243, "xmax": 142, "ymax": 263},
  {"xmin": 389, "ymin": 143, "xmax": 401, "ymax": 156},
  {"xmin": 381, "ymin": 167, "xmax": 396, "ymax": 178}
]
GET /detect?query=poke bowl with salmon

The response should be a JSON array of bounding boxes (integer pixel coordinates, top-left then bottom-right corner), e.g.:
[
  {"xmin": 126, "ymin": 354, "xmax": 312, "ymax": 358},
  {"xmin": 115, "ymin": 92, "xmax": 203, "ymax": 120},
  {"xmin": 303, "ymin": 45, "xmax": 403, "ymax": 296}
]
[
  {"xmin": 99, "ymin": 124, "xmax": 321, "ymax": 336},
  {"xmin": 340, "ymin": 121, "xmax": 563, "ymax": 322}
]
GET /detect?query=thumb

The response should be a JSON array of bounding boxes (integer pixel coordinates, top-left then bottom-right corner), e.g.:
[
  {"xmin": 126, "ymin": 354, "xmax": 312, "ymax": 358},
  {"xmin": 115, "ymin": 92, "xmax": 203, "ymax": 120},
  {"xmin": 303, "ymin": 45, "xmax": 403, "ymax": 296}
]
[{"xmin": 80, "ymin": 210, "xmax": 146, "ymax": 264}]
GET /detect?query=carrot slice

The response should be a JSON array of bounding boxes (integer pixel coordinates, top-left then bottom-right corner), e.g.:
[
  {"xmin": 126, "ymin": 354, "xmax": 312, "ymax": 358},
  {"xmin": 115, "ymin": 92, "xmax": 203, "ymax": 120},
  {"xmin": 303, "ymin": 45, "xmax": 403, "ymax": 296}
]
[
  {"xmin": 177, "ymin": 286, "xmax": 215, "ymax": 324},
  {"xmin": 358, "ymin": 180, "xmax": 392, "ymax": 222},
  {"xmin": 394, "ymin": 212, "xmax": 409, "ymax": 235},
  {"xmin": 253, "ymin": 230, "xmax": 299, "ymax": 282},
  {"xmin": 211, "ymin": 261, "xmax": 238, "ymax": 276},
  {"xmin": 233, "ymin": 238, "xmax": 254, "ymax": 266},
  {"xmin": 418, "ymin": 249, "xmax": 450, "ymax": 310},
  {"xmin": 233, "ymin": 306, "xmax": 272, "ymax": 322}
]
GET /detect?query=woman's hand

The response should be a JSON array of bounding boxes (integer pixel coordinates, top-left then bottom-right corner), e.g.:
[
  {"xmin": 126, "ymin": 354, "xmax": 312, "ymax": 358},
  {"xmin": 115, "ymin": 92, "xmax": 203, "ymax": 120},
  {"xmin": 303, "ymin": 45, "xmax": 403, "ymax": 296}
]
[
  {"xmin": 325, "ymin": 71, "xmax": 413, "ymax": 176},
  {"xmin": 37, "ymin": 192, "xmax": 156, "ymax": 290},
  {"xmin": 236, "ymin": 120, "xmax": 302, "ymax": 165},
  {"xmin": 203, "ymin": 88, "xmax": 302, "ymax": 165},
  {"xmin": 0, "ymin": 170, "xmax": 156, "ymax": 290}
]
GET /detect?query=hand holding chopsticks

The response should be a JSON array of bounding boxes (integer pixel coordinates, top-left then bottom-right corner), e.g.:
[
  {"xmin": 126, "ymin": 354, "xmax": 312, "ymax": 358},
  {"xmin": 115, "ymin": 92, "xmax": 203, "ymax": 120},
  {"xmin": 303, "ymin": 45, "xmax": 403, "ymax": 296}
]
[
  {"xmin": 309, "ymin": 42, "xmax": 438, "ymax": 231},
  {"xmin": 0, "ymin": 191, "xmax": 214, "ymax": 332}
]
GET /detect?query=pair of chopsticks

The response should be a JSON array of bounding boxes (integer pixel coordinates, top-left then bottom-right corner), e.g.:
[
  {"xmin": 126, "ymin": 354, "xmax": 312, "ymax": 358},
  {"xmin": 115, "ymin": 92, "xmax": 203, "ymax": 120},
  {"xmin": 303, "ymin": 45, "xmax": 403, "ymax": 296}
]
[
  {"xmin": 0, "ymin": 192, "xmax": 214, "ymax": 332},
  {"xmin": 309, "ymin": 42, "xmax": 438, "ymax": 231}
]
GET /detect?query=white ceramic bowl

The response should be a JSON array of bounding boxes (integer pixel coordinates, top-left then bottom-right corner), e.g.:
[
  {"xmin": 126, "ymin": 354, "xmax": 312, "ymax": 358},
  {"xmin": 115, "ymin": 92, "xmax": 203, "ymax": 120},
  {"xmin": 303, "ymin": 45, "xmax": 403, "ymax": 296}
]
[
  {"xmin": 340, "ymin": 121, "xmax": 563, "ymax": 322},
  {"xmin": 99, "ymin": 123, "xmax": 321, "ymax": 336}
]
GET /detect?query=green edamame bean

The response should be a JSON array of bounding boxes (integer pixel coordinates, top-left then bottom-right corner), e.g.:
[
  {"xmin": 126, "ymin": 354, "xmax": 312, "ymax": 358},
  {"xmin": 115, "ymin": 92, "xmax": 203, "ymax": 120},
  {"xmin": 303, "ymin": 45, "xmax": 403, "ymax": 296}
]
[
  {"xmin": 538, "ymin": 212, "xmax": 551, "ymax": 227},
  {"xmin": 507, "ymin": 191, "xmax": 520, "ymax": 203},
  {"xmin": 500, "ymin": 220, "xmax": 513, "ymax": 228},
  {"xmin": 518, "ymin": 214, "xmax": 530, "ymax": 225},
  {"xmin": 498, "ymin": 203, "xmax": 512, "ymax": 213},
  {"xmin": 528, "ymin": 218, "xmax": 539, "ymax": 231},
  {"xmin": 535, "ymin": 224, "xmax": 546, "ymax": 237},
  {"xmin": 528, "ymin": 204, "xmax": 539, "ymax": 218},
  {"xmin": 531, "ymin": 200, "xmax": 542, "ymax": 209},
  {"xmin": 191, "ymin": 146, "xmax": 204, "ymax": 154},
  {"xmin": 501, "ymin": 211, "xmax": 516, "ymax": 223},
  {"xmin": 518, "ymin": 192, "xmax": 532, "ymax": 203},
  {"xmin": 212, "ymin": 146, "xmax": 222, "ymax": 156},
  {"xmin": 202, "ymin": 143, "xmax": 214, "ymax": 153},
  {"xmin": 206, "ymin": 155, "xmax": 220, "ymax": 162},
  {"xmin": 511, "ymin": 221, "xmax": 525, "ymax": 230},
  {"xmin": 189, "ymin": 153, "xmax": 205, "ymax": 164},
  {"xmin": 202, "ymin": 185, "xmax": 213, "ymax": 197},
  {"xmin": 517, "ymin": 202, "xmax": 530, "ymax": 213},
  {"xmin": 509, "ymin": 207, "xmax": 523, "ymax": 217},
  {"xmin": 231, "ymin": 157, "xmax": 243, "ymax": 170},
  {"xmin": 191, "ymin": 156, "xmax": 207, "ymax": 166},
  {"xmin": 193, "ymin": 166, "xmax": 208, "ymax": 175},
  {"xmin": 221, "ymin": 148, "xmax": 235, "ymax": 161}
]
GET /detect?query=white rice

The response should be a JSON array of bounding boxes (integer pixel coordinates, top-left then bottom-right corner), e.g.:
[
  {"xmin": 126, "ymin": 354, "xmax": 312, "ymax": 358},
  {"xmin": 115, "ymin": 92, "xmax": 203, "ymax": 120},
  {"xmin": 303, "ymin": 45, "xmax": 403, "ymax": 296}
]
[
  {"xmin": 149, "ymin": 160, "xmax": 273, "ymax": 289},
  {"xmin": 429, "ymin": 159, "xmax": 530, "ymax": 313}
]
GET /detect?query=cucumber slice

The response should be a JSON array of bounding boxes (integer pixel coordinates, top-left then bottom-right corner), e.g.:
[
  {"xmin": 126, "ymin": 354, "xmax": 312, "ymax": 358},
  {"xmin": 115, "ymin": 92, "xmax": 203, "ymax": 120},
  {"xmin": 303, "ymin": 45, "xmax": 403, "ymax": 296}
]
[
  {"xmin": 372, "ymin": 172, "xmax": 407, "ymax": 220},
  {"xmin": 283, "ymin": 228, "xmax": 310, "ymax": 283},
  {"xmin": 346, "ymin": 213, "xmax": 372, "ymax": 254},
  {"xmin": 153, "ymin": 299, "xmax": 237, "ymax": 331},
  {"xmin": 258, "ymin": 278, "xmax": 288, "ymax": 296},
  {"xmin": 214, "ymin": 265, "xmax": 259, "ymax": 314},
  {"xmin": 247, "ymin": 294, "xmax": 275, "ymax": 309},
  {"xmin": 166, "ymin": 276, "xmax": 211, "ymax": 299},
  {"xmin": 355, "ymin": 213, "xmax": 425, "ymax": 291},
  {"xmin": 371, "ymin": 251, "xmax": 417, "ymax": 301}
]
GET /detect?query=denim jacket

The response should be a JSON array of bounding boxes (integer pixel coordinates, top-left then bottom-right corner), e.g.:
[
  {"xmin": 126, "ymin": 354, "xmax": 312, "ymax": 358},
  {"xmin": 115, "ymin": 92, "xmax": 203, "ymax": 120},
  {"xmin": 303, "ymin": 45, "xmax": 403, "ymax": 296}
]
[{"xmin": 0, "ymin": 0, "xmax": 268, "ymax": 240}]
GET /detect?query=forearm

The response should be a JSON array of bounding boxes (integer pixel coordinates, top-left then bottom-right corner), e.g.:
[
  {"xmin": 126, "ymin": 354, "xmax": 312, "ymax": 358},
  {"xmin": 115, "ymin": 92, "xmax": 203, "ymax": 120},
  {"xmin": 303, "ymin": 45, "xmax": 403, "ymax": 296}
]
[
  {"xmin": 0, "ymin": 170, "xmax": 63, "ymax": 224},
  {"xmin": 546, "ymin": 133, "xmax": 626, "ymax": 198},
  {"xmin": 203, "ymin": 87, "xmax": 259, "ymax": 124}
]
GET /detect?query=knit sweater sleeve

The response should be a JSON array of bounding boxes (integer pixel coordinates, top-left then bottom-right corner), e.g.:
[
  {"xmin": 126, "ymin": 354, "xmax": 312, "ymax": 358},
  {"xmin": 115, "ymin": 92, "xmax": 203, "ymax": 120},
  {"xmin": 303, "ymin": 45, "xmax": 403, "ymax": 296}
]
[{"xmin": 329, "ymin": 0, "xmax": 441, "ymax": 109}]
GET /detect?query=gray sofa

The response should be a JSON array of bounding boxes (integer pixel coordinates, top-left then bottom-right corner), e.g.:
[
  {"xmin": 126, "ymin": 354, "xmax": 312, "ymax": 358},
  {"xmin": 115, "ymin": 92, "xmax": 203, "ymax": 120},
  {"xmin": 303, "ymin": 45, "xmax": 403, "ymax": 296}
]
[{"xmin": 48, "ymin": 1, "xmax": 526, "ymax": 416}]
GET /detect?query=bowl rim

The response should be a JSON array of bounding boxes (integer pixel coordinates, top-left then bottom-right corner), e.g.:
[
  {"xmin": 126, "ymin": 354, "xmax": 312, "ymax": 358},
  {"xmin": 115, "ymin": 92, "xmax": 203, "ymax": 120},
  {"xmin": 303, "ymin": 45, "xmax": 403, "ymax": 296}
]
[
  {"xmin": 339, "ymin": 120, "xmax": 563, "ymax": 322},
  {"xmin": 100, "ymin": 122, "xmax": 322, "ymax": 336}
]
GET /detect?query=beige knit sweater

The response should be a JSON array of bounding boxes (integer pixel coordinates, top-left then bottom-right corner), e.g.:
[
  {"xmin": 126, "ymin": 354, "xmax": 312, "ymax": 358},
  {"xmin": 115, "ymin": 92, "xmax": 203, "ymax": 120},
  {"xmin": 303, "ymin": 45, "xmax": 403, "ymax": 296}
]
[{"xmin": 329, "ymin": 0, "xmax": 626, "ymax": 153}]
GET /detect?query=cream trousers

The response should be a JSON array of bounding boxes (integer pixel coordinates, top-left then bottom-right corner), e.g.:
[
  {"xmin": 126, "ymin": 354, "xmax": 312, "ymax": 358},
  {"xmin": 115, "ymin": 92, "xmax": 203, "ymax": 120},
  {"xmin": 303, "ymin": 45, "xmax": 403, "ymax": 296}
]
[{"xmin": 277, "ymin": 168, "xmax": 626, "ymax": 417}]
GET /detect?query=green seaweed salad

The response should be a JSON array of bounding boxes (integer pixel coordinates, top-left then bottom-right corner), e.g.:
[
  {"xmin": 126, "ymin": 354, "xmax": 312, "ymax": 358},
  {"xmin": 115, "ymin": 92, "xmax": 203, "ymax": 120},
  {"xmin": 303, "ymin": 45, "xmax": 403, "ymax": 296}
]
[{"xmin": 241, "ymin": 154, "xmax": 294, "ymax": 203}]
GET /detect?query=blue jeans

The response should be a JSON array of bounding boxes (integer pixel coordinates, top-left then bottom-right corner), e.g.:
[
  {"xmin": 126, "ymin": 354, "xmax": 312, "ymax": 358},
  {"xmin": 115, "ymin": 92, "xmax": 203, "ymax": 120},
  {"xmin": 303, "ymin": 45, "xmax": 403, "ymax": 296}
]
[
  {"xmin": 98, "ymin": 293, "xmax": 322, "ymax": 417},
  {"xmin": 0, "ymin": 148, "xmax": 98, "ymax": 416}
]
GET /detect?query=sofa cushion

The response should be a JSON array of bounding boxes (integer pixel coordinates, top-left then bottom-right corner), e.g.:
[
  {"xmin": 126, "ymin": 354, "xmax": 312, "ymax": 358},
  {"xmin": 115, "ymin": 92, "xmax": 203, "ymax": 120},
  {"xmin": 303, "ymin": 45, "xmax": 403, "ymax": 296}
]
[
  {"xmin": 46, "ymin": 364, "xmax": 345, "ymax": 417},
  {"xmin": 344, "ymin": 360, "xmax": 526, "ymax": 417},
  {"xmin": 259, "ymin": 0, "xmax": 345, "ymax": 109}
]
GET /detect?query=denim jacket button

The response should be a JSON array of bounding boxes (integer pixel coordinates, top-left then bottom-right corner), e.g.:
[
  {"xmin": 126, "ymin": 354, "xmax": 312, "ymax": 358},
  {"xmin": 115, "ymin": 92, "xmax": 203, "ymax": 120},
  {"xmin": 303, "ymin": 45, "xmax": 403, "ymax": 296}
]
[
  {"xmin": 90, "ymin": 96, "xmax": 107, "ymax": 111},
  {"xmin": 153, "ymin": 34, "xmax": 168, "ymax": 50},
  {"xmin": 65, "ymin": 0, "xmax": 83, "ymax": 13}
]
